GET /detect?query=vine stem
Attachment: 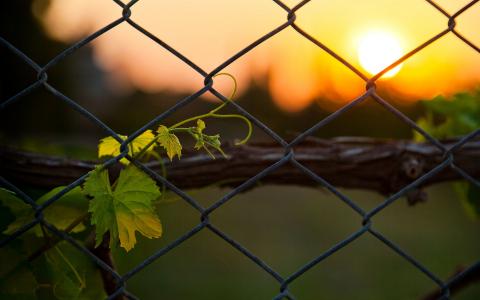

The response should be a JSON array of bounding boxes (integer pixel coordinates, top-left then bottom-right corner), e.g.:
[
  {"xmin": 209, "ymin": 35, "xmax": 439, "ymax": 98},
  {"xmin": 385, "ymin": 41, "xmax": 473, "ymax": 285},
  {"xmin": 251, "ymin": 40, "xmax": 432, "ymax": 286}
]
[
  {"xmin": 170, "ymin": 72, "xmax": 238, "ymax": 129},
  {"xmin": 134, "ymin": 72, "xmax": 251, "ymax": 160}
]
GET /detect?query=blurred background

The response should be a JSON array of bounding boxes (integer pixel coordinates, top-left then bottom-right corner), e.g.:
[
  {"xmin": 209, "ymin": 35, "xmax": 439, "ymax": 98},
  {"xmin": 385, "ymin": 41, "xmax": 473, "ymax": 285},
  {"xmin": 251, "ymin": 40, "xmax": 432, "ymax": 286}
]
[{"xmin": 0, "ymin": 1, "xmax": 479, "ymax": 299}]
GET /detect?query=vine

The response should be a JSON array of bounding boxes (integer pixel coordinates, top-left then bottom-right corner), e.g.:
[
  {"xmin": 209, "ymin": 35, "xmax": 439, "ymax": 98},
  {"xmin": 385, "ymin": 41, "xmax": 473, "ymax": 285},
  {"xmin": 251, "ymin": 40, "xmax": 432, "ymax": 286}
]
[
  {"xmin": 415, "ymin": 89, "xmax": 480, "ymax": 218},
  {"xmin": 0, "ymin": 74, "xmax": 252, "ymax": 299}
]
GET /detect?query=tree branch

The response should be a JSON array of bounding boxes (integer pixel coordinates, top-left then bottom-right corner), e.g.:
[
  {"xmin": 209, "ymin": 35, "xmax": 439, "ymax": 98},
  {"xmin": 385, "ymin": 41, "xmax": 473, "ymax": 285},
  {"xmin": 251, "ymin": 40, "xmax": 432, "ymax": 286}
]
[
  {"xmin": 1, "ymin": 138, "xmax": 479, "ymax": 298},
  {"xmin": 422, "ymin": 262, "xmax": 480, "ymax": 300},
  {"xmin": 1, "ymin": 137, "xmax": 479, "ymax": 194}
]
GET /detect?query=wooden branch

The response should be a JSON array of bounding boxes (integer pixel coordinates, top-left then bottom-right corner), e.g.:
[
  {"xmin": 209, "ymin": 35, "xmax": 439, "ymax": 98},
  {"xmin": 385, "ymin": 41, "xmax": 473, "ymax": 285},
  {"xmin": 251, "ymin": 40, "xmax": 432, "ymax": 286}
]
[
  {"xmin": 1, "ymin": 138, "xmax": 479, "ymax": 298},
  {"xmin": 422, "ymin": 263, "xmax": 480, "ymax": 300},
  {"xmin": 1, "ymin": 137, "xmax": 479, "ymax": 194}
]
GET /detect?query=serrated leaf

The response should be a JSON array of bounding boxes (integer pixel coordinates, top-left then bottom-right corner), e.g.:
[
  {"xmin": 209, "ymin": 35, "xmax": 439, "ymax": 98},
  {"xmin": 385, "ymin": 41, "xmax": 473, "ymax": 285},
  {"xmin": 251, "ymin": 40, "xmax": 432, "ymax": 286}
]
[
  {"xmin": 0, "ymin": 188, "xmax": 30, "ymax": 213},
  {"xmin": 417, "ymin": 90, "xmax": 480, "ymax": 219},
  {"xmin": 0, "ymin": 246, "xmax": 38, "ymax": 300},
  {"xmin": 40, "ymin": 241, "xmax": 106, "ymax": 300},
  {"xmin": 98, "ymin": 130, "xmax": 156, "ymax": 164},
  {"xmin": 84, "ymin": 165, "xmax": 162, "ymax": 251},
  {"xmin": 0, "ymin": 187, "xmax": 88, "ymax": 236},
  {"xmin": 157, "ymin": 125, "xmax": 182, "ymax": 161},
  {"xmin": 204, "ymin": 134, "xmax": 226, "ymax": 158},
  {"xmin": 189, "ymin": 121, "xmax": 226, "ymax": 158},
  {"xmin": 418, "ymin": 90, "xmax": 480, "ymax": 139}
]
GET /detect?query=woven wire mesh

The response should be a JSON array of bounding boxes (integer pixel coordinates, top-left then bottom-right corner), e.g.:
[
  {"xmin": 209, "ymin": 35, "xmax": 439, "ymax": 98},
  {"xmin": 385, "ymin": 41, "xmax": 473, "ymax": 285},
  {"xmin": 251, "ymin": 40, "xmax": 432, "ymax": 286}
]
[{"xmin": 1, "ymin": 0, "xmax": 480, "ymax": 299}]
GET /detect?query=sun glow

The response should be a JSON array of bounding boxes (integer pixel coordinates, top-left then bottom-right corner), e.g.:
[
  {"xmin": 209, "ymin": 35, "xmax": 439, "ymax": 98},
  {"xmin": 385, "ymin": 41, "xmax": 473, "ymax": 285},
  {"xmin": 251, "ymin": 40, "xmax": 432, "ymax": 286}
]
[
  {"xmin": 357, "ymin": 30, "xmax": 404, "ymax": 78},
  {"xmin": 38, "ymin": 0, "xmax": 480, "ymax": 110}
]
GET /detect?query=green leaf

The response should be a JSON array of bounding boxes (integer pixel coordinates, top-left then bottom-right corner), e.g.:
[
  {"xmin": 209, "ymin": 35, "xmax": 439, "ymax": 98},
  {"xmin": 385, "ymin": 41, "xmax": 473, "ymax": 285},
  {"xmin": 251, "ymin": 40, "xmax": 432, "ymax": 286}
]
[
  {"xmin": 84, "ymin": 165, "xmax": 162, "ymax": 251},
  {"xmin": 98, "ymin": 130, "xmax": 156, "ymax": 164},
  {"xmin": 0, "ymin": 245, "xmax": 38, "ymax": 300},
  {"xmin": 455, "ymin": 182, "xmax": 480, "ymax": 219},
  {"xmin": 417, "ymin": 90, "xmax": 480, "ymax": 139},
  {"xmin": 416, "ymin": 90, "xmax": 480, "ymax": 219},
  {"xmin": 190, "ymin": 120, "xmax": 226, "ymax": 158},
  {"xmin": 0, "ymin": 188, "xmax": 31, "ymax": 213},
  {"xmin": 157, "ymin": 125, "xmax": 182, "ymax": 161},
  {"xmin": 39, "ymin": 242, "xmax": 106, "ymax": 300},
  {"xmin": 0, "ymin": 187, "xmax": 88, "ymax": 237}
]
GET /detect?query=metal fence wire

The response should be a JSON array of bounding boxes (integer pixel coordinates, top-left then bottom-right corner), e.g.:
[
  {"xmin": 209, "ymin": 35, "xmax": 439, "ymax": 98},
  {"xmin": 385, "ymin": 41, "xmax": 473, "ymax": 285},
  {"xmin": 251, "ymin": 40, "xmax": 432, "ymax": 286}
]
[{"xmin": 1, "ymin": 0, "xmax": 480, "ymax": 299}]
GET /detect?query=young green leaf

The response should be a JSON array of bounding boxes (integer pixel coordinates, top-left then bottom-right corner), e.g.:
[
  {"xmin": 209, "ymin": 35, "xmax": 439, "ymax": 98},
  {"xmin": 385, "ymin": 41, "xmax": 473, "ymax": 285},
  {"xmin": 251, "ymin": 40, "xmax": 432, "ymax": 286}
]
[
  {"xmin": 0, "ymin": 187, "xmax": 88, "ymax": 236},
  {"xmin": 416, "ymin": 90, "xmax": 480, "ymax": 218},
  {"xmin": 157, "ymin": 125, "xmax": 182, "ymax": 161},
  {"xmin": 196, "ymin": 119, "xmax": 206, "ymax": 133},
  {"xmin": 84, "ymin": 165, "xmax": 162, "ymax": 251},
  {"xmin": 416, "ymin": 91, "xmax": 480, "ymax": 140},
  {"xmin": 190, "ymin": 120, "xmax": 226, "ymax": 158},
  {"xmin": 98, "ymin": 130, "xmax": 156, "ymax": 164}
]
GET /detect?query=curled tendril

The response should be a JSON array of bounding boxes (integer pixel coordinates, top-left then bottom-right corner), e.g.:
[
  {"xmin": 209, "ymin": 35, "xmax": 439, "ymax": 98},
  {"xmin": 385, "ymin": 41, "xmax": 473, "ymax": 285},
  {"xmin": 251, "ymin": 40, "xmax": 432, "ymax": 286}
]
[
  {"xmin": 169, "ymin": 72, "xmax": 252, "ymax": 145},
  {"xmin": 133, "ymin": 72, "xmax": 252, "ymax": 161}
]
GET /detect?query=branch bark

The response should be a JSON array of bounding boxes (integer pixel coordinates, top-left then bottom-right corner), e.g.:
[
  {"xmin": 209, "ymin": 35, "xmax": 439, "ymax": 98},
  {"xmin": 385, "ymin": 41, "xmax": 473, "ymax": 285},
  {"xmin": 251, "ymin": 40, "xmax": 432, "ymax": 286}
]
[
  {"xmin": 1, "ymin": 137, "xmax": 479, "ymax": 194},
  {"xmin": 1, "ymin": 138, "xmax": 479, "ymax": 297},
  {"xmin": 422, "ymin": 263, "xmax": 480, "ymax": 300}
]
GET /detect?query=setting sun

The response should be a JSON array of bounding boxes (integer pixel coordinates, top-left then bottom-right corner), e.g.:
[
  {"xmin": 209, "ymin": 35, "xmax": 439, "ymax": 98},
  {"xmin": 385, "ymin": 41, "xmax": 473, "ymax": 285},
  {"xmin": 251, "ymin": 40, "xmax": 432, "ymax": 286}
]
[
  {"xmin": 36, "ymin": 0, "xmax": 480, "ymax": 109},
  {"xmin": 357, "ymin": 30, "xmax": 404, "ymax": 78}
]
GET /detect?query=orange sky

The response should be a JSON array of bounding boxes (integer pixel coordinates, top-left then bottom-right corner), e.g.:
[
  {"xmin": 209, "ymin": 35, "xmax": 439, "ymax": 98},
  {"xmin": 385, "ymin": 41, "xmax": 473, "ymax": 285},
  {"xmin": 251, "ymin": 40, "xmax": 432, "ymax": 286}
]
[{"xmin": 35, "ymin": 0, "xmax": 480, "ymax": 111}]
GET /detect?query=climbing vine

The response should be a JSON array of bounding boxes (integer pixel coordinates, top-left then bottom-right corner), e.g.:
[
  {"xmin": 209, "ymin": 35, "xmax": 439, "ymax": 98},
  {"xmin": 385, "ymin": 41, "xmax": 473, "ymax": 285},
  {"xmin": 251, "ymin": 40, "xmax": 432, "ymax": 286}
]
[
  {"xmin": 0, "ymin": 74, "xmax": 252, "ymax": 299},
  {"xmin": 415, "ymin": 89, "xmax": 480, "ymax": 218}
]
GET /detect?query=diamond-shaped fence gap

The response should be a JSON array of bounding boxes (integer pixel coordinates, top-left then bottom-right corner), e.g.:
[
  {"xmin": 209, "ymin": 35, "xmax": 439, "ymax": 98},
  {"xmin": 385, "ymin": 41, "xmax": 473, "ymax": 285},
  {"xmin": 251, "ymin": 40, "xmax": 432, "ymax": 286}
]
[
  {"xmin": 117, "ymin": 228, "xmax": 282, "ymax": 300},
  {"xmin": 206, "ymin": 168, "xmax": 364, "ymax": 274},
  {"xmin": 260, "ymin": 27, "xmax": 367, "ymax": 114},
  {"xmin": 126, "ymin": 0, "xmax": 286, "ymax": 72},
  {"xmin": 369, "ymin": 183, "xmax": 480, "ymax": 279},
  {"xmin": 209, "ymin": 34, "xmax": 369, "ymax": 141},
  {"xmin": 289, "ymin": 233, "xmax": 442, "ymax": 300},
  {"xmin": 127, "ymin": 98, "xmax": 290, "ymax": 208},
  {"xmin": 195, "ymin": 33, "xmax": 370, "ymax": 146}
]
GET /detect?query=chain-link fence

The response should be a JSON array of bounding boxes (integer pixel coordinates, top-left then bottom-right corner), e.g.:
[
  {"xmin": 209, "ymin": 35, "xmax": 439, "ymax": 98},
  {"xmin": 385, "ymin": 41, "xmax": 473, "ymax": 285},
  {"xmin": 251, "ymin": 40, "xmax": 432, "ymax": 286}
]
[{"xmin": 1, "ymin": 0, "xmax": 479, "ymax": 299}]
